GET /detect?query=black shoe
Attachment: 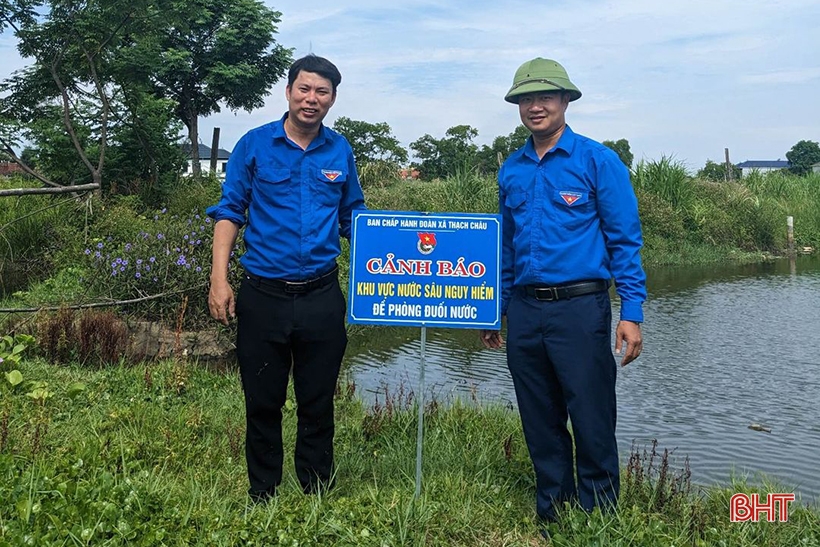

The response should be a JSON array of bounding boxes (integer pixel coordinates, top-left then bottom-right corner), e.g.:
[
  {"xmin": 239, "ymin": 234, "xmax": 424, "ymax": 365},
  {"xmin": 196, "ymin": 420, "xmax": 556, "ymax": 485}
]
[
  {"xmin": 248, "ymin": 487, "xmax": 276, "ymax": 504},
  {"xmin": 302, "ymin": 477, "xmax": 335, "ymax": 495},
  {"xmin": 537, "ymin": 515, "xmax": 558, "ymax": 541}
]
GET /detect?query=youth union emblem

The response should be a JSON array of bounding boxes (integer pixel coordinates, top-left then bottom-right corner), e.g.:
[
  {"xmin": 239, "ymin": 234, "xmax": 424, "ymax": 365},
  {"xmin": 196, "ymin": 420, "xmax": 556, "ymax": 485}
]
[
  {"xmin": 322, "ymin": 169, "xmax": 342, "ymax": 181},
  {"xmin": 417, "ymin": 232, "xmax": 437, "ymax": 255}
]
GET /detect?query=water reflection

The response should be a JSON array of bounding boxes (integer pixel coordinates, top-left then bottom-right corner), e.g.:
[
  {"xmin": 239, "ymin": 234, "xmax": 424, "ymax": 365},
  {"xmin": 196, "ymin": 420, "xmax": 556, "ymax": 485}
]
[{"xmin": 344, "ymin": 256, "xmax": 820, "ymax": 500}]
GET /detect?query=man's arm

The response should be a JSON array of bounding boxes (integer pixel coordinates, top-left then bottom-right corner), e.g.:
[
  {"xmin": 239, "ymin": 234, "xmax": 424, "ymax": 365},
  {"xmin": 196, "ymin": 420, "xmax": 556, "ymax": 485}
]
[
  {"xmin": 480, "ymin": 167, "xmax": 513, "ymax": 349},
  {"xmin": 209, "ymin": 220, "xmax": 240, "ymax": 325},
  {"xmin": 206, "ymin": 135, "xmax": 251, "ymax": 325},
  {"xmin": 594, "ymin": 151, "xmax": 646, "ymax": 365},
  {"xmin": 339, "ymin": 146, "xmax": 366, "ymax": 240}
]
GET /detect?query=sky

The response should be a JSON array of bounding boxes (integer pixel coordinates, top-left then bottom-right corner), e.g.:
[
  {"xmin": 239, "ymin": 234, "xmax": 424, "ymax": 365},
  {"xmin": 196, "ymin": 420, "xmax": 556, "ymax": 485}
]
[{"xmin": 2, "ymin": 0, "xmax": 819, "ymax": 170}]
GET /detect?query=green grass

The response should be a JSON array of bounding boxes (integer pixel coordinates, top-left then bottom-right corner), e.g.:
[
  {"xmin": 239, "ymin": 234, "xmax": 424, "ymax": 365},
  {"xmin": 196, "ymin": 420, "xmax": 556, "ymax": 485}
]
[{"xmin": 1, "ymin": 358, "xmax": 818, "ymax": 546}]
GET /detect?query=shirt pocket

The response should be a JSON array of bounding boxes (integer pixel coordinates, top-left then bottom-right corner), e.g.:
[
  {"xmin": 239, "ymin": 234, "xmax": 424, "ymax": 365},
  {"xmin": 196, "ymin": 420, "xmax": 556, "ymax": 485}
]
[
  {"xmin": 551, "ymin": 189, "xmax": 593, "ymax": 230},
  {"xmin": 504, "ymin": 191, "xmax": 528, "ymax": 233},
  {"xmin": 315, "ymin": 168, "xmax": 347, "ymax": 205},
  {"xmin": 257, "ymin": 167, "xmax": 291, "ymax": 186}
]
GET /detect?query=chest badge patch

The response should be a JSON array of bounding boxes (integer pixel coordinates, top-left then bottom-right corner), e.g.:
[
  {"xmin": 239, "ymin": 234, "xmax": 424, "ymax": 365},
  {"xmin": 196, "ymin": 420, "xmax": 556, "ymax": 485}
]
[
  {"xmin": 559, "ymin": 191, "xmax": 583, "ymax": 206},
  {"xmin": 322, "ymin": 169, "xmax": 342, "ymax": 181}
]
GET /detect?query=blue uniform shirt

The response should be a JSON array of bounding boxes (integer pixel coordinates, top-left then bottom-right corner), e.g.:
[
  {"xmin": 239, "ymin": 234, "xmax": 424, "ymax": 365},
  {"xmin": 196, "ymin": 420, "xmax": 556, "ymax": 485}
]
[
  {"xmin": 206, "ymin": 114, "xmax": 366, "ymax": 280},
  {"xmin": 498, "ymin": 125, "xmax": 646, "ymax": 322}
]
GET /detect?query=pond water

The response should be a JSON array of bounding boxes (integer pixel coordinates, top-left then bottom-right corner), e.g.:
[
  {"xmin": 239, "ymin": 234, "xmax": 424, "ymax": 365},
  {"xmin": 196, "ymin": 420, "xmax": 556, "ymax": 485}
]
[{"xmin": 344, "ymin": 256, "xmax": 820, "ymax": 501}]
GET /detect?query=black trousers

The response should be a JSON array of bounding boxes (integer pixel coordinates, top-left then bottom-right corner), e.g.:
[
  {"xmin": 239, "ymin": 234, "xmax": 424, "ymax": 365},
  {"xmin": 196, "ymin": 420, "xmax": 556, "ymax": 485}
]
[{"xmin": 235, "ymin": 273, "xmax": 348, "ymax": 495}]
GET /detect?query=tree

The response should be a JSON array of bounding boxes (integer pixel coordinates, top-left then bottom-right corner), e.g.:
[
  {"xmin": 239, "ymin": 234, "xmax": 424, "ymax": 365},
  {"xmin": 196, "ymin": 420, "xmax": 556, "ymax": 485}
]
[
  {"xmin": 602, "ymin": 138, "xmax": 633, "ymax": 169},
  {"xmin": 332, "ymin": 117, "xmax": 407, "ymax": 166},
  {"xmin": 19, "ymin": 147, "xmax": 37, "ymax": 171},
  {"xmin": 120, "ymin": 0, "xmax": 292, "ymax": 177},
  {"xmin": 475, "ymin": 124, "xmax": 530, "ymax": 174},
  {"xmin": 409, "ymin": 125, "xmax": 479, "ymax": 180},
  {"xmin": 0, "ymin": 0, "xmax": 144, "ymax": 195},
  {"xmin": 103, "ymin": 90, "xmax": 185, "ymax": 201},
  {"xmin": 697, "ymin": 159, "xmax": 741, "ymax": 182},
  {"xmin": 786, "ymin": 140, "xmax": 820, "ymax": 176}
]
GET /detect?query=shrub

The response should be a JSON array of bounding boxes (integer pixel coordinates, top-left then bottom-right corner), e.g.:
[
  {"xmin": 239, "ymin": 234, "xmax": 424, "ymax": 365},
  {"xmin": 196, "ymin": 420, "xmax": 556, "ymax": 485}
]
[
  {"xmin": 0, "ymin": 177, "xmax": 86, "ymax": 292},
  {"xmin": 78, "ymin": 311, "xmax": 128, "ymax": 366},
  {"xmin": 79, "ymin": 208, "xmax": 240, "ymax": 327},
  {"xmin": 632, "ymin": 157, "xmax": 696, "ymax": 211},
  {"xmin": 37, "ymin": 307, "xmax": 77, "ymax": 364}
]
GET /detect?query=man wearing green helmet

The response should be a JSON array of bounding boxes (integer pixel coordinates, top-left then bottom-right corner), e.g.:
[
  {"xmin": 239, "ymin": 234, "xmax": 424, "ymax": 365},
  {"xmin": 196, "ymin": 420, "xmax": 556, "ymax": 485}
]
[{"xmin": 480, "ymin": 58, "xmax": 646, "ymax": 524}]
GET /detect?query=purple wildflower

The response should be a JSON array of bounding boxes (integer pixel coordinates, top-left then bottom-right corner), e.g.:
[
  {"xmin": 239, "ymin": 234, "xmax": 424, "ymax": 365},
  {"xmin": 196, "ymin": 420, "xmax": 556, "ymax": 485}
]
[{"xmin": 84, "ymin": 249, "xmax": 91, "ymax": 255}]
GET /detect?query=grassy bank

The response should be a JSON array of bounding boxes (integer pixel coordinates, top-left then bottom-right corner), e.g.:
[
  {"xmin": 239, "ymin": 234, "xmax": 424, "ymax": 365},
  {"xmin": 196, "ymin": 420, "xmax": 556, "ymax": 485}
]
[{"xmin": 1, "ymin": 357, "xmax": 818, "ymax": 546}]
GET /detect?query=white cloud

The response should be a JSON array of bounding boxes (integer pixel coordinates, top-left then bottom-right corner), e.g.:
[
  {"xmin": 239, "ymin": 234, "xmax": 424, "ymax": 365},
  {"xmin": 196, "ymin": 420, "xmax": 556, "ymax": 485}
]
[{"xmin": 742, "ymin": 68, "xmax": 820, "ymax": 85}]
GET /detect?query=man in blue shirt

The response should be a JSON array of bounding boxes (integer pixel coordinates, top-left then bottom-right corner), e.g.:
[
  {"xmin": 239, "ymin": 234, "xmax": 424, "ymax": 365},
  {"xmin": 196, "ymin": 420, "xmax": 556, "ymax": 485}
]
[
  {"xmin": 207, "ymin": 55, "xmax": 365, "ymax": 501},
  {"xmin": 481, "ymin": 58, "xmax": 646, "ymax": 524}
]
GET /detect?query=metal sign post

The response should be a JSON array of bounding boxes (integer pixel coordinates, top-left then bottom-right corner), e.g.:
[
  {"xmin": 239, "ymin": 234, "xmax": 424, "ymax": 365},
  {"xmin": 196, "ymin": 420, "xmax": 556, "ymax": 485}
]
[
  {"xmin": 347, "ymin": 210, "xmax": 501, "ymax": 498},
  {"xmin": 414, "ymin": 326, "xmax": 427, "ymax": 498}
]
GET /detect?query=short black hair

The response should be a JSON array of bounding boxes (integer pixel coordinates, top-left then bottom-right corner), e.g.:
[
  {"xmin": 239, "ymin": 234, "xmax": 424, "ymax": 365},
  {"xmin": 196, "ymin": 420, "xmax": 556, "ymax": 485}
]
[{"xmin": 287, "ymin": 55, "xmax": 342, "ymax": 93}]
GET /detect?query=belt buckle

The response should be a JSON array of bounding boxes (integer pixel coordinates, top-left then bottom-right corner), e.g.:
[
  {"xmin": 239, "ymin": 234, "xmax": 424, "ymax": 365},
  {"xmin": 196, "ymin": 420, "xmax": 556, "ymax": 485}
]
[
  {"xmin": 284, "ymin": 281, "xmax": 308, "ymax": 294},
  {"xmin": 536, "ymin": 287, "xmax": 559, "ymax": 301}
]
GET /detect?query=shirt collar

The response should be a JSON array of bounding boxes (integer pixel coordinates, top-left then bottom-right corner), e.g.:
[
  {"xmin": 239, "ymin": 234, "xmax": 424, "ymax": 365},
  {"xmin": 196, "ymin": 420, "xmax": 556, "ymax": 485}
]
[
  {"xmin": 273, "ymin": 112, "xmax": 328, "ymax": 150},
  {"xmin": 522, "ymin": 124, "xmax": 577, "ymax": 161},
  {"xmin": 554, "ymin": 124, "xmax": 576, "ymax": 154}
]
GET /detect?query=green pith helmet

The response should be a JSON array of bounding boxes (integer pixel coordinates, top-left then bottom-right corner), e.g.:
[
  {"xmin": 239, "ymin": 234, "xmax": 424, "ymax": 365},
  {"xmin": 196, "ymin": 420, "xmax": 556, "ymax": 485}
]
[{"xmin": 504, "ymin": 58, "xmax": 582, "ymax": 104}]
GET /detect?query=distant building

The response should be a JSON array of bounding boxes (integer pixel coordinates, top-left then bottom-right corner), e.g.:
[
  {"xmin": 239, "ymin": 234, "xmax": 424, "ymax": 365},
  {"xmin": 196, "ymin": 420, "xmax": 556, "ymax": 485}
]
[
  {"xmin": 182, "ymin": 144, "xmax": 231, "ymax": 178},
  {"xmin": 0, "ymin": 161, "xmax": 24, "ymax": 177},
  {"xmin": 399, "ymin": 168, "xmax": 420, "ymax": 180},
  {"xmin": 735, "ymin": 160, "xmax": 790, "ymax": 178},
  {"xmin": 812, "ymin": 162, "xmax": 820, "ymax": 174}
]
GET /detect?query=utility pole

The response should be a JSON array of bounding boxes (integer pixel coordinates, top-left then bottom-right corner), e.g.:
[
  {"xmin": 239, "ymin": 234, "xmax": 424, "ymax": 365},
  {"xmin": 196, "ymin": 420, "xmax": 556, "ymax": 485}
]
[
  {"xmin": 210, "ymin": 128, "xmax": 221, "ymax": 174},
  {"xmin": 724, "ymin": 148, "xmax": 734, "ymax": 181}
]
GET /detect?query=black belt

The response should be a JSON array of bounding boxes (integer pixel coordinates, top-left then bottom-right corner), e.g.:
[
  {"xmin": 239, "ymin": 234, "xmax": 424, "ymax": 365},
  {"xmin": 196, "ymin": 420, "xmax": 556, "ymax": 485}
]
[
  {"xmin": 245, "ymin": 265, "xmax": 338, "ymax": 294},
  {"xmin": 523, "ymin": 279, "xmax": 609, "ymax": 302}
]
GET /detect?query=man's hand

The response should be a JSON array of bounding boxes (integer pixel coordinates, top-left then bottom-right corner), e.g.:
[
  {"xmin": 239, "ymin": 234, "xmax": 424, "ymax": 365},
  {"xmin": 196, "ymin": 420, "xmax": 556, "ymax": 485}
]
[
  {"xmin": 209, "ymin": 278, "xmax": 235, "ymax": 326},
  {"xmin": 615, "ymin": 320, "xmax": 642, "ymax": 366},
  {"xmin": 480, "ymin": 329, "xmax": 504, "ymax": 349}
]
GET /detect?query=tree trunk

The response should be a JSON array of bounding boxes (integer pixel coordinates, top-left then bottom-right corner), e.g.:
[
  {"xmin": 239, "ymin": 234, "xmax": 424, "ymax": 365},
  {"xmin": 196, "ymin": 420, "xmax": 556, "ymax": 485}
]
[
  {"xmin": 0, "ymin": 183, "xmax": 100, "ymax": 197},
  {"xmin": 188, "ymin": 110, "xmax": 201, "ymax": 178}
]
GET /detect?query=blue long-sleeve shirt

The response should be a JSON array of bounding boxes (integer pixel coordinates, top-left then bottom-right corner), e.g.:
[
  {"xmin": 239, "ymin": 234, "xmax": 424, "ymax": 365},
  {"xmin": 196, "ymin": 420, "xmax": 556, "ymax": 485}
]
[
  {"xmin": 206, "ymin": 114, "xmax": 366, "ymax": 280},
  {"xmin": 498, "ymin": 125, "xmax": 646, "ymax": 322}
]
